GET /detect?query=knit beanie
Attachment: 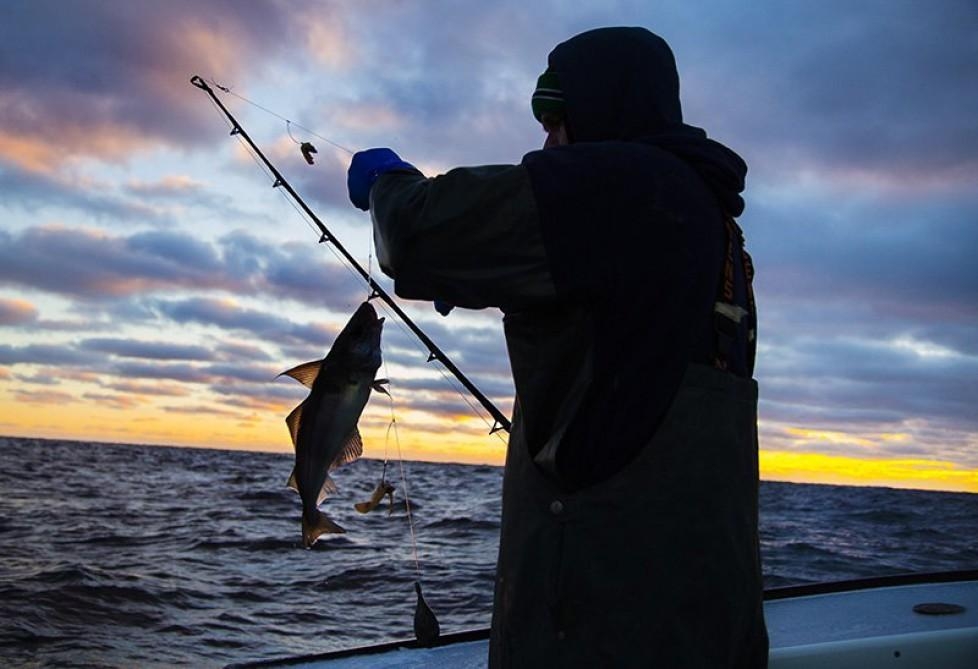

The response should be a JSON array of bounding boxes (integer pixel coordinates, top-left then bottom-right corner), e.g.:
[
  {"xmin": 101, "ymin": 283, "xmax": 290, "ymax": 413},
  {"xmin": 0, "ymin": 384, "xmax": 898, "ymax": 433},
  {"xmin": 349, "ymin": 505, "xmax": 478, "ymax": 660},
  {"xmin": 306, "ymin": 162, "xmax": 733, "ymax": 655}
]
[{"xmin": 531, "ymin": 69, "xmax": 564, "ymax": 121}]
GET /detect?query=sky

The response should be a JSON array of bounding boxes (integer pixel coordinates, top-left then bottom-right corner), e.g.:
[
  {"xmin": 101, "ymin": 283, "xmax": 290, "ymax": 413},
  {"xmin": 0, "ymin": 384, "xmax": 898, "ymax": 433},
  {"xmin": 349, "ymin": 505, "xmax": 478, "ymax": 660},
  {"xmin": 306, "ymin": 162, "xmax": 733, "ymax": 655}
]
[{"xmin": 1, "ymin": 0, "xmax": 976, "ymax": 492}]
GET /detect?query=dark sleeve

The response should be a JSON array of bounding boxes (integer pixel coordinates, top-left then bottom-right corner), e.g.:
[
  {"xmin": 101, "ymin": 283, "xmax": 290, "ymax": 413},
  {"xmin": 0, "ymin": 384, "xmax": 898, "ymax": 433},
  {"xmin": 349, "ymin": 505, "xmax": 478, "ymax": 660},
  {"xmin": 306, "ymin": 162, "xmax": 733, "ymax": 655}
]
[{"xmin": 369, "ymin": 164, "xmax": 557, "ymax": 312}]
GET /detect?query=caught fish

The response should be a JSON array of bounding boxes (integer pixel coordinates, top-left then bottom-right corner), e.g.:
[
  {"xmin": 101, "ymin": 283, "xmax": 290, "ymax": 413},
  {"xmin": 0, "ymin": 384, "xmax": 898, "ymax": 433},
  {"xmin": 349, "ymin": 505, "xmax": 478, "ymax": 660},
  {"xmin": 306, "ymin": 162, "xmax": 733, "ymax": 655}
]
[
  {"xmin": 280, "ymin": 301, "xmax": 389, "ymax": 547},
  {"xmin": 354, "ymin": 479, "xmax": 396, "ymax": 514}
]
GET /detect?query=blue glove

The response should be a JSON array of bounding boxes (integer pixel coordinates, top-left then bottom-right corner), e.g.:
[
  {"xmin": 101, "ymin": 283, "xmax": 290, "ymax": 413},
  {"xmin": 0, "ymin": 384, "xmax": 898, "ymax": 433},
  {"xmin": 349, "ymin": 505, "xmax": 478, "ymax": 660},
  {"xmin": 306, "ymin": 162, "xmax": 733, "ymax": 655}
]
[{"xmin": 347, "ymin": 148, "xmax": 417, "ymax": 211}]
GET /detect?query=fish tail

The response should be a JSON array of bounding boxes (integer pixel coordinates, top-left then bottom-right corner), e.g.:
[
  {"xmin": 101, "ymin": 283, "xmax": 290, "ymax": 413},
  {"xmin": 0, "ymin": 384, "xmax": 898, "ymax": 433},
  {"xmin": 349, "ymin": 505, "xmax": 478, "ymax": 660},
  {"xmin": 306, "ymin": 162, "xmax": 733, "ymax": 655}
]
[
  {"xmin": 302, "ymin": 511, "xmax": 345, "ymax": 547},
  {"xmin": 353, "ymin": 501, "xmax": 374, "ymax": 514}
]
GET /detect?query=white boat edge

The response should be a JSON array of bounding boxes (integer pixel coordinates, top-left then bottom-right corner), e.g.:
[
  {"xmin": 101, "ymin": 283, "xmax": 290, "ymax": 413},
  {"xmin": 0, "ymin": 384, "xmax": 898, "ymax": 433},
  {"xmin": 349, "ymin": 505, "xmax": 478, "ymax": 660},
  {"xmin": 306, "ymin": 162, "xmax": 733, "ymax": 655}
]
[{"xmin": 227, "ymin": 570, "xmax": 978, "ymax": 668}]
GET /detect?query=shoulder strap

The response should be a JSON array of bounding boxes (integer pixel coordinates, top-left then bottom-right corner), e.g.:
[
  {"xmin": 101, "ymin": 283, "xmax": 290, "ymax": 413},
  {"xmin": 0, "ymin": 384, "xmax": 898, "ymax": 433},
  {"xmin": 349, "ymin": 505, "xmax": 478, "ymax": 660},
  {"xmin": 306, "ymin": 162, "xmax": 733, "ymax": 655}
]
[{"xmin": 713, "ymin": 216, "xmax": 757, "ymax": 375}]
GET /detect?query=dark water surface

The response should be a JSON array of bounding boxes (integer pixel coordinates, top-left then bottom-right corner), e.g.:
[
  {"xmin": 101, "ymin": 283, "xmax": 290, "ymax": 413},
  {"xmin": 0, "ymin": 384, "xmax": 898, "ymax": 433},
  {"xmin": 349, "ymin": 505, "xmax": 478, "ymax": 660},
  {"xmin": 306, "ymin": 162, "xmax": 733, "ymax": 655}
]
[{"xmin": 1, "ymin": 436, "xmax": 976, "ymax": 667}]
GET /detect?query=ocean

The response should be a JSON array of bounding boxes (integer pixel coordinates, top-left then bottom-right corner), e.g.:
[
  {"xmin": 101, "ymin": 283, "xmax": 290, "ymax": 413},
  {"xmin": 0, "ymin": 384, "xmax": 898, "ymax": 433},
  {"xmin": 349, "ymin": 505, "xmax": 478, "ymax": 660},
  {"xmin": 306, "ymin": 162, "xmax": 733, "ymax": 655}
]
[{"xmin": 1, "ymin": 436, "xmax": 976, "ymax": 668}]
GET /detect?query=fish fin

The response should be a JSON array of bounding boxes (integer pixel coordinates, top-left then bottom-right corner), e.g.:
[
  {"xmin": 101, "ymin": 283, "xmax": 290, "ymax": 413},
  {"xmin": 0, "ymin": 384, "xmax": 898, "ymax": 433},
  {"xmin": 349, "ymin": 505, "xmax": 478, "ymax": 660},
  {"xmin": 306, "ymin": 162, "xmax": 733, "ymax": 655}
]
[
  {"xmin": 328, "ymin": 427, "xmax": 363, "ymax": 471},
  {"xmin": 278, "ymin": 359, "xmax": 323, "ymax": 389},
  {"xmin": 288, "ymin": 469, "xmax": 335, "ymax": 503},
  {"xmin": 317, "ymin": 475, "xmax": 338, "ymax": 505},
  {"xmin": 372, "ymin": 378, "xmax": 390, "ymax": 396},
  {"xmin": 285, "ymin": 402, "xmax": 304, "ymax": 449},
  {"xmin": 302, "ymin": 510, "xmax": 345, "ymax": 547}
]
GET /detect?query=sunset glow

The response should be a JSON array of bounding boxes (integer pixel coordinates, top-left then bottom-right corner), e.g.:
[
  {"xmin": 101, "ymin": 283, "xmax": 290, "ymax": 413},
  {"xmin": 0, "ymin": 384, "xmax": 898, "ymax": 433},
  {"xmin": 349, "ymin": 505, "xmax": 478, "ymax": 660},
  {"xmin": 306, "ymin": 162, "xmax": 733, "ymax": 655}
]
[{"xmin": 2, "ymin": 2, "xmax": 976, "ymax": 495}]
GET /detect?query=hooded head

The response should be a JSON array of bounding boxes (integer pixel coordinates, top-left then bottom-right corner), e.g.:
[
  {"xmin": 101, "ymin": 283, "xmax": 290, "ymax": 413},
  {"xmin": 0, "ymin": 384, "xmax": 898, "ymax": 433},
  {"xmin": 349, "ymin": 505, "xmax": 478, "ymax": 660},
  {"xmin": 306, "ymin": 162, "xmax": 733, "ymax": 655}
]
[
  {"xmin": 530, "ymin": 26, "xmax": 748, "ymax": 217},
  {"xmin": 536, "ymin": 27, "xmax": 684, "ymax": 143}
]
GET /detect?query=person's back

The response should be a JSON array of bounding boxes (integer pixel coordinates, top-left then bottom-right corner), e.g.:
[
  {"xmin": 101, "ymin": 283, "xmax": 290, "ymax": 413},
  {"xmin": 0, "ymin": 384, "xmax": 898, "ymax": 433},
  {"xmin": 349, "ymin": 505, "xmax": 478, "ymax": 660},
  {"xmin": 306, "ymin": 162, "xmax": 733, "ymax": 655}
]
[{"xmin": 348, "ymin": 25, "xmax": 767, "ymax": 668}]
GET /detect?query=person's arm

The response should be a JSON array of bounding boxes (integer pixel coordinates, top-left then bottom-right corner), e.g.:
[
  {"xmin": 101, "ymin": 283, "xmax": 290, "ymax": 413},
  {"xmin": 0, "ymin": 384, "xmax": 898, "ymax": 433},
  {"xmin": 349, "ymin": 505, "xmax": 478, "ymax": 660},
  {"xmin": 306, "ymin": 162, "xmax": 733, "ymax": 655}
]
[{"xmin": 369, "ymin": 164, "xmax": 557, "ymax": 312}]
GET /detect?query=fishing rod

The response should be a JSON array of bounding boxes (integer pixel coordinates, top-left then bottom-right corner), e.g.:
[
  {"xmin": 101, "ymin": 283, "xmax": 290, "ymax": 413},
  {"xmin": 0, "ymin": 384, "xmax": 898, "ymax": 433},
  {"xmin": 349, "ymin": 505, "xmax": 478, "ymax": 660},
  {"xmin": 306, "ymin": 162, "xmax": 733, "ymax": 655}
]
[{"xmin": 190, "ymin": 75, "xmax": 511, "ymax": 434}]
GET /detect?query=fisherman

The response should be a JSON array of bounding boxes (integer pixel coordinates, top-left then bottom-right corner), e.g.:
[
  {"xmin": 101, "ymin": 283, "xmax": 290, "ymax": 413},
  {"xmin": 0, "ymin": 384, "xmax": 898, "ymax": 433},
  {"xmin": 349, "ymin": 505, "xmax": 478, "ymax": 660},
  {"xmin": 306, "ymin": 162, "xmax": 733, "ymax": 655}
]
[{"xmin": 347, "ymin": 26, "xmax": 767, "ymax": 668}]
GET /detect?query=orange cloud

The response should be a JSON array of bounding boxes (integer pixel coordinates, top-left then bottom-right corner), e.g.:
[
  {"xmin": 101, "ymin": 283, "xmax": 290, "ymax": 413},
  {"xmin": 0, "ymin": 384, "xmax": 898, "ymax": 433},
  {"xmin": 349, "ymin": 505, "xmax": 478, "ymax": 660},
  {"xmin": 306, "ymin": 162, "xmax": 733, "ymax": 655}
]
[
  {"xmin": 0, "ymin": 132, "xmax": 57, "ymax": 175},
  {"xmin": 13, "ymin": 389, "xmax": 77, "ymax": 405},
  {"xmin": 329, "ymin": 103, "xmax": 407, "ymax": 133},
  {"xmin": 0, "ymin": 297, "xmax": 38, "ymax": 325},
  {"xmin": 0, "ymin": 6, "xmax": 298, "ymax": 174},
  {"xmin": 126, "ymin": 175, "xmax": 204, "ymax": 196},
  {"xmin": 103, "ymin": 381, "xmax": 191, "ymax": 397},
  {"xmin": 0, "ymin": 123, "xmax": 155, "ymax": 175},
  {"xmin": 303, "ymin": 15, "xmax": 358, "ymax": 69},
  {"xmin": 81, "ymin": 392, "xmax": 144, "ymax": 410}
]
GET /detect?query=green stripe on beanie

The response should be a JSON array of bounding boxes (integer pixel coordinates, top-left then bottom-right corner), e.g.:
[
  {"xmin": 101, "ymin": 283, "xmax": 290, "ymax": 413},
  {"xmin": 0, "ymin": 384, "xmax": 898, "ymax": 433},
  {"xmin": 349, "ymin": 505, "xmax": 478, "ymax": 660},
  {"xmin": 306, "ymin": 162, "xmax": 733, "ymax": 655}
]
[{"xmin": 531, "ymin": 70, "xmax": 564, "ymax": 121}]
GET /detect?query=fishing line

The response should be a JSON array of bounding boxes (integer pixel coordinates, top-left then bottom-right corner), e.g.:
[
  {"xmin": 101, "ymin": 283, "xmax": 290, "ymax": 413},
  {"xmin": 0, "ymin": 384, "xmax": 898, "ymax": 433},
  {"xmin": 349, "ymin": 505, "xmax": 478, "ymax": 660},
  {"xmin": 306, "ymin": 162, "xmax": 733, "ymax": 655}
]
[
  {"xmin": 381, "ymin": 380, "xmax": 440, "ymax": 645},
  {"xmin": 372, "ymin": 298, "xmax": 509, "ymax": 446},
  {"xmin": 205, "ymin": 95, "xmax": 320, "ymax": 235},
  {"xmin": 206, "ymin": 77, "xmax": 355, "ymax": 155},
  {"xmin": 198, "ymin": 77, "xmax": 475, "ymax": 641},
  {"xmin": 197, "ymin": 77, "xmax": 511, "ymax": 440},
  {"xmin": 211, "ymin": 105, "xmax": 357, "ymax": 291},
  {"xmin": 384, "ymin": 389, "xmax": 423, "ymax": 580},
  {"xmin": 367, "ymin": 246, "xmax": 392, "ymax": 474},
  {"xmin": 285, "ymin": 120, "xmax": 302, "ymax": 146}
]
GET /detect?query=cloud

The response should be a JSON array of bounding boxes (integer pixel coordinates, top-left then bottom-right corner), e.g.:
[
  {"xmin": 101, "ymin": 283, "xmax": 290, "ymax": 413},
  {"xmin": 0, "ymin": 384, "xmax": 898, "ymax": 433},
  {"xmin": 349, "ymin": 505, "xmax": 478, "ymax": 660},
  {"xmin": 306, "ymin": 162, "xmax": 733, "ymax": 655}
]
[
  {"xmin": 81, "ymin": 392, "xmax": 143, "ymax": 410},
  {"xmin": 0, "ymin": 225, "xmax": 229, "ymax": 299},
  {"xmin": 0, "ymin": 1, "xmax": 975, "ymax": 483},
  {"xmin": 747, "ymin": 193, "xmax": 978, "ymax": 340},
  {"xmin": 124, "ymin": 175, "xmax": 206, "ymax": 198},
  {"xmin": 207, "ymin": 362, "xmax": 284, "ymax": 385},
  {"xmin": 152, "ymin": 296, "xmax": 336, "ymax": 349},
  {"xmin": 757, "ymin": 331, "xmax": 978, "ymax": 434},
  {"xmin": 100, "ymin": 380, "xmax": 190, "ymax": 397},
  {"xmin": 0, "ymin": 343, "xmax": 99, "ymax": 367},
  {"xmin": 13, "ymin": 389, "xmax": 77, "ymax": 405},
  {"xmin": 0, "ymin": 0, "xmax": 304, "ymax": 171},
  {"xmin": 80, "ymin": 338, "xmax": 213, "ymax": 361},
  {"xmin": 672, "ymin": 1, "xmax": 978, "ymax": 191},
  {"xmin": 0, "ymin": 165, "xmax": 169, "ymax": 222},
  {"xmin": 297, "ymin": 8, "xmax": 359, "ymax": 70},
  {"xmin": 0, "ymin": 225, "xmax": 367, "ymax": 308},
  {"xmin": 218, "ymin": 232, "xmax": 366, "ymax": 307},
  {"xmin": 161, "ymin": 404, "xmax": 241, "ymax": 417},
  {"xmin": 279, "ymin": 4, "xmax": 557, "ymax": 168},
  {"xmin": 0, "ymin": 297, "xmax": 38, "ymax": 325},
  {"xmin": 286, "ymin": 144, "xmax": 358, "ymax": 210},
  {"xmin": 213, "ymin": 341, "xmax": 276, "ymax": 363},
  {"xmin": 109, "ymin": 360, "xmax": 213, "ymax": 384},
  {"xmin": 13, "ymin": 373, "xmax": 60, "ymax": 386}
]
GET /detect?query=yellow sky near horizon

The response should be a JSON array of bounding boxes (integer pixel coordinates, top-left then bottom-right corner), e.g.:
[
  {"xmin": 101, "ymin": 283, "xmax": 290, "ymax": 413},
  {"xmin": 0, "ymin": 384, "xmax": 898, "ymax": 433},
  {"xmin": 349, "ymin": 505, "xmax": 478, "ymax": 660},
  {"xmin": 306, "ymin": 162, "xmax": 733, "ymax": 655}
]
[{"xmin": 2, "ymin": 392, "xmax": 976, "ymax": 494}]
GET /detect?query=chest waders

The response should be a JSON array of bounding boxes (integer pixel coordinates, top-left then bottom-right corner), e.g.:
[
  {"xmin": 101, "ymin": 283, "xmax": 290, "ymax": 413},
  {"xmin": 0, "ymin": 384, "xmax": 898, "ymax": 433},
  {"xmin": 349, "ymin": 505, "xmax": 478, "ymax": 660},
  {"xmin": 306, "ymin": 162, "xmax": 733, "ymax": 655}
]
[{"xmin": 489, "ymin": 358, "xmax": 767, "ymax": 668}]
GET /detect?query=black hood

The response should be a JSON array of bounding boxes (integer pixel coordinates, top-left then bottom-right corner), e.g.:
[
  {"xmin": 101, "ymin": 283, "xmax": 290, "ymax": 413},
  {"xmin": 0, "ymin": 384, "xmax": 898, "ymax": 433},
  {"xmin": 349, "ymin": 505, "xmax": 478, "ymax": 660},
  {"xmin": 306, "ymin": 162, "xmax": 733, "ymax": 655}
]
[
  {"xmin": 548, "ymin": 26, "xmax": 682, "ymax": 142},
  {"xmin": 547, "ymin": 27, "xmax": 747, "ymax": 216}
]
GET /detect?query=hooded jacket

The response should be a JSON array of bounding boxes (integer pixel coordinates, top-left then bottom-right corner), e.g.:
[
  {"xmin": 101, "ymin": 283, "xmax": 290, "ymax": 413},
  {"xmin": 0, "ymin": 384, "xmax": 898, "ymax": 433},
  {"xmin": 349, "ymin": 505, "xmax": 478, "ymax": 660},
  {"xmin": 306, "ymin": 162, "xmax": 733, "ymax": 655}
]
[
  {"xmin": 369, "ymin": 26, "xmax": 766, "ymax": 668},
  {"xmin": 372, "ymin": 27, "xmax": 754, "ymax": 489},
  {"xmin": 519, "ymin": 27, "xmax": 754, "ymax": 487}
]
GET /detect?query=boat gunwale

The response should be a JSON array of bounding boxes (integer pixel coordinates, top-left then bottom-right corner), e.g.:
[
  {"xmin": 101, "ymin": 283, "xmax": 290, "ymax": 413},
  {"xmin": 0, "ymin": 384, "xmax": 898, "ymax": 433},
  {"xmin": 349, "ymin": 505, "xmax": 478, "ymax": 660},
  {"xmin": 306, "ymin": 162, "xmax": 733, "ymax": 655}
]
[{"xmin": 225, "ymin": 568, "xmax": 978, "ymax": 668}]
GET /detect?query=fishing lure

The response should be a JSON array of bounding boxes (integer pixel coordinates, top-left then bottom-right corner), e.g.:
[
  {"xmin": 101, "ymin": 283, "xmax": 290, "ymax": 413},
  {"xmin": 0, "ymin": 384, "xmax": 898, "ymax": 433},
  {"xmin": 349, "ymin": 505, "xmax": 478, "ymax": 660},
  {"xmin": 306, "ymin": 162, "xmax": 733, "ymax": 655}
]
[{"xmin": 300, "ymin": 141, "xmax": 317, "ymax": 165}]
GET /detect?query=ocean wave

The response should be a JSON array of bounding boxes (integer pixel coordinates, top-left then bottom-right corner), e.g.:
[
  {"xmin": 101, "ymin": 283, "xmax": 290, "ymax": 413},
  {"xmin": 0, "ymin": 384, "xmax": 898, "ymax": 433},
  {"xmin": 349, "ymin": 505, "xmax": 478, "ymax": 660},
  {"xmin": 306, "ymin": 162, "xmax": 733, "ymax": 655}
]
[{"xmin": 2, "ymin": 437, "xmax": 976, "ymax": 668}]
